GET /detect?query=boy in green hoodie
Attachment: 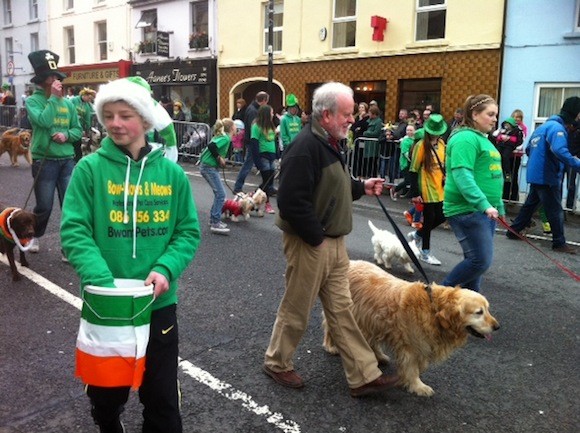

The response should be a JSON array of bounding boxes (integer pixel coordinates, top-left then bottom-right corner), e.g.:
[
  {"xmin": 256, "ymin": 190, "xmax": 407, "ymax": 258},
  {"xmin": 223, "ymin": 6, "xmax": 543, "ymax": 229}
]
[{"xmin": 60, "ymin": 77, "xmax": 200, "ymax": 433}]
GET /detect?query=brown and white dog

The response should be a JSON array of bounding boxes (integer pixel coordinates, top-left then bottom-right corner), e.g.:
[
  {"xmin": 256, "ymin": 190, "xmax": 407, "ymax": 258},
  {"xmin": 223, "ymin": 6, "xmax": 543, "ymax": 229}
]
[
  {"xmin": 0, "ymin": 205, "xmax": 36, "ymax": 281},
  {"xmin": 222, "ymin": 193, "xmax": 255, "ymax": 222},
  {"xmin": 0, "ymin": 128, "xmax": 32, "ymax": 166},
  {"xmin": 248, "ymin": 188, "xmax": 268, "ymax": 217},
  {"xmin": 322, "ymin": 260, "xmax": 500, "ymax": 397}
]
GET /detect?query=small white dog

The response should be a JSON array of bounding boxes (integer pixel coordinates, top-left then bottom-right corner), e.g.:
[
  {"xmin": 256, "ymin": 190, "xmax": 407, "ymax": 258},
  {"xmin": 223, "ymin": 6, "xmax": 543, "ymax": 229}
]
[
  {"xmin": 368, "ymin": 220, "xmax": 419, "ymax": 273},
  {"xmin": 249, "ymin": 188, "xmax": 268, "ymax": 217}
]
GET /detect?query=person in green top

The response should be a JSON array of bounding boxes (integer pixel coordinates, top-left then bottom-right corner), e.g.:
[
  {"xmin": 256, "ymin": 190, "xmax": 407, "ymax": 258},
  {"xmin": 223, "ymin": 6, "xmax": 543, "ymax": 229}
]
[
  {"xmin": 25, "ymin": 50, "xmax": 83, "ymax": 257},
  {"xmin": 391, "ymin": 122, "xmax": 416, "ymax": 200},
  {"xmin": 361, "ymin": 105, "xmax": 384, "ymax": 177},
  {"xmin": 442, "ymin": 94, "xmax": 504, "ymax": 292},
  {"xmin": 253, "ymin": 104, "xmax": 277, "ymax": 214},
  {"xmin": 70, "ymin": 87, "xmax": 96, "ymax": 162},
  {"xmin": 279, "ymin": 93, "xmax": 302, "ymax": 152},
  {"xmin": 199, "ymin": 118, "xmax": 237, "ymax": 234},
  {"xmin": 61, "ymin": 76, "xmax": 200, "ymax": 433}
]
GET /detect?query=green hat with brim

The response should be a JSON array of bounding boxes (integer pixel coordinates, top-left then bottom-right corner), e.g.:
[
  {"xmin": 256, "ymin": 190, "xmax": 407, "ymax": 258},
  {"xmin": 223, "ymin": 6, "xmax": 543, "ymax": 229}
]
[
  {"xmin": 423, "ymin": 113, "xmax": 448, "ymax": 136},
  {"xmin": 503, "ymin": 117, "xmax": 517, "ymax": 128},
  {"xmin": 286, "ymin": 93, "xmax": 298, "ymax": 108},
  {"xmin": 28, "ymin": 50, "xmax": 67, "ymax": 84}
]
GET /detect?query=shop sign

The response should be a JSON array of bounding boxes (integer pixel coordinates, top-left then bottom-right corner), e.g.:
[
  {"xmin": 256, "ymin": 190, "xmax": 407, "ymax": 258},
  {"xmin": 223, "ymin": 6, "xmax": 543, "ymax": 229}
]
[
  {"xmin": 157, "ymin": 32, "xmax": 170, "ymax": 58},
  {"xmin": 143, "ymin": 67, "xmax": 209, "ymax": 85},
  {"xmin": 65, "ymin": 68, "xmax": 119, "ymax": 84}
]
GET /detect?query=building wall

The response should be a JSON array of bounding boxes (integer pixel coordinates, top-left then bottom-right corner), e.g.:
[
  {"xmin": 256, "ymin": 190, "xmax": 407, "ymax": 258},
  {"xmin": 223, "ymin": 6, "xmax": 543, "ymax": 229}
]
[{"xmin": 219, "ymin": 49, "xmax": 501, "ymax": 122}]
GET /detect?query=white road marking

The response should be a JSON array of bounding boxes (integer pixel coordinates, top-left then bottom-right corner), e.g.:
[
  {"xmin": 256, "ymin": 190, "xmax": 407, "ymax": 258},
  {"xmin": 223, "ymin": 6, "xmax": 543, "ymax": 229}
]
[{"xmin": 0, "ymin": 256, "xmax": 301, "ymax": 432}]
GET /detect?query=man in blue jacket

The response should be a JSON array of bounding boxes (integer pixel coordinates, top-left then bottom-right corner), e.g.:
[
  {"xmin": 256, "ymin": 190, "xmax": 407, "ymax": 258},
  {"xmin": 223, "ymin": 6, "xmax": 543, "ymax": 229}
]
[{"xmin": 507, "ymin": 96, "xmax": 580, "ymax": 254}]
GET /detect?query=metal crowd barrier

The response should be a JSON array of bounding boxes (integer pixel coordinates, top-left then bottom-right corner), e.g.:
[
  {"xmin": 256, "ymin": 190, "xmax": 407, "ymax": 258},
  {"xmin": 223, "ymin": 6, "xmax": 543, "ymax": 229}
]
[
  {"xmin": 0, "ymin": 105, "xmax": 19, "ymax": 127},
  {"xmin": 173, "ymin": 120, "xmax": 212, "ymax": 162}
]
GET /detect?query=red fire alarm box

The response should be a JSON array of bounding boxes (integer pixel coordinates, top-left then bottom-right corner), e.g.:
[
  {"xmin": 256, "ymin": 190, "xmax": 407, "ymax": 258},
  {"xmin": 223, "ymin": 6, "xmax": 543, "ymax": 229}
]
[{"xmin": 371, "ymin": 15, "xmax": 388, "ymax": 42}]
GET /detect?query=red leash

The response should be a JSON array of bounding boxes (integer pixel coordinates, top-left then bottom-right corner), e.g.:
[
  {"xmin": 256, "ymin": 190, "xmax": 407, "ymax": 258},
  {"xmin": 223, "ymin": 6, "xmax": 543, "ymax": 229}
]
[{"xmin": 495, "ymin": 217, "xmax": 580, "ymax": 282}]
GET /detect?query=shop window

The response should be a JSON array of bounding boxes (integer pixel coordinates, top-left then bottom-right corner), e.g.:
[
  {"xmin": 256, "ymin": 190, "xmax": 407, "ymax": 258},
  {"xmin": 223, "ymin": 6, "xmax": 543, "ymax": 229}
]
[
  {"xmin": 263, "ymin": 1, "xmax": 283, "ymax": 54},
  {"xmin": 190, "ymin": 1, "xmax": 209, "ymax": 49},
  {"xmin": 351, "ymin": 81, "xmax": 387, "ymax": 115},
  {"xmin": 3, "ymin": 0, "xmax": 12, "ymax": 25},
  {"xmin": 136, "ymin": 9, "xmax": 157, "ymax": 54},
  {"xmin": 399, "ymin": 78, "xmax": 442, "ymax": 114},
  {"xmin": 332, "ymin": 0, "xmax": 356, "ymax": 49},
  {"xmin": 96, "ymin": 21, "xmax": 107, "ymax": 61},
  {"xmin": 533, "ymin": 84, "xmax": 580, "ymax": 130},
  {"xmin": 65, "ymin": 26, "xmax": 75, "ymax": 64},
  {"xmin": 415, "ymin": 0, "xmax": 446, "ymax": 41}
]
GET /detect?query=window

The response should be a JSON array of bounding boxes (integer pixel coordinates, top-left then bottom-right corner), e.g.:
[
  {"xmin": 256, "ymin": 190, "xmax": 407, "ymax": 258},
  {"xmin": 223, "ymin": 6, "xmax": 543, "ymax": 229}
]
[
  {"xmin": 64, "ymin": 0, "xmax": 74, "ymax": 10},
  {"xmin": 263, "ymin": 1, "xmax": 283, "ymax": 53},
  {"xmin": 29, "ymin": 0, "xmax": 38, "ymax": 20},
  {"xmin": 3, "ymin": 0, "xmax": 12, "ymax": 25},
  {"xmin": 416, "ymin": 0, "xmax": 446, "ymax": 41},
  {"xmin": 5, "ymin": 37, "xmax": 13, "ymax": 62},
  {"xmin": 65, "ymin": 26, "xmax": 75, "ymax": 63},
  {"xmin": 533, "ymin": 85, "xmax": 580, "ymax": 129},
  {"xmin": 332, "ymin": 0, "xmax": 356, "ymax": 49},
  {"xmin": 136, "ymin": 9, "xmax": 157, "ymax": 54},
  {"xmin": 399, "ymin": 78, "xmax": 442, "ymax": 114},
  {"xmin": 575, "ymin": 0, "xmax": 580, "ymax": 32},
  {"xmin": 190, "ymin": 1, "xmax": 208, "ymax": 49},
  {"xmin": 96, "ymin": 21, "xmax": 107, "ymax": 61},
  {"xmin": 30, "ymin": 32, "xmax": 39, "ymax": 52}
]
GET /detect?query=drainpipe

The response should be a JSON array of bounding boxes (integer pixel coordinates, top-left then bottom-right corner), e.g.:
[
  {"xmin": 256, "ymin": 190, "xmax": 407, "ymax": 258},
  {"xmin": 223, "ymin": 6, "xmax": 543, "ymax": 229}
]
[{"xmin": 496, "ymin": 0, "xmax": 509, "ymax": 108}]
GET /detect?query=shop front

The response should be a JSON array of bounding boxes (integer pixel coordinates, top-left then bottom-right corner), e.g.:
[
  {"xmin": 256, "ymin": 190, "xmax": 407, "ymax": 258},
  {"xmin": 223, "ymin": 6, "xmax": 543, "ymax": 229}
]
[
  {"xmin": 132, "ymin": 58, "xmax": 217, "ymax": 125},
  {"xmin": 60, "ymin": 60, "xmax": 132, "ymax": 93}
]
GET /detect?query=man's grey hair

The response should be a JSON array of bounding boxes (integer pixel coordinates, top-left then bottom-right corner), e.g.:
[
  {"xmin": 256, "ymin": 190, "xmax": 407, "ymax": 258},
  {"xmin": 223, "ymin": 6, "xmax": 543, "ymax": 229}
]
[{"xmin": 311, "ymin": 82, "xmax": 353, "ymax": 120}]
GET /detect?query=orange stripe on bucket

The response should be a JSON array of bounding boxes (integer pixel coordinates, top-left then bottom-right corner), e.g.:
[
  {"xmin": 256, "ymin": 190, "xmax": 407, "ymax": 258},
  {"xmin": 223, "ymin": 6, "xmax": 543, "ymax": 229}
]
[{"xmin": 75, "ymin": 348, "xmax": 146, "ymax": 388}]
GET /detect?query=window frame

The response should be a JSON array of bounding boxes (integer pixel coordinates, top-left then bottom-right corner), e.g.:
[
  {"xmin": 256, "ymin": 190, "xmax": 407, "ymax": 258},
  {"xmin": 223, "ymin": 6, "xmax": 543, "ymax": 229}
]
[
  {"xmin": 5, "ymin": 37, "xmax": 13, "ymax": 62},
  {"xmin": 64, "ymin": 0, "xmax": 74, "ymax": 11},
  {"xmin": 3, "ymin": 0, "xmax": 12, "ymax": 26},
  {"xmin": 415, "ymin": 0, "xmax": 446, "ymax": 42},
  {"xmin": 263, "ymin": 0, "xmax": 283, "ymax": 54},
  {"xmin": 29, "ymin": 0, "xmax": 38, "ymax": 20},
  {"xmin": 574, "ymin": 0, "xmax": 580, "ymax": 32},
  {"xmin": 532, "ymin": 83, "xmax": 580, "ymax": 131},
  {"xmin": 96, "ymin": 21, "xmax": 107, "ymax": 61},
  {"xmin": 136, "ymin": 9, "xmax": 158, "ymax": 54},
  {"xmin": 65, "ymin": 26, "xmax": 75, "ymax": 64},
  {"xmin": 190, "ymin": 0, "xmax": 209, "ymax": 49},
  {"xmin": 30, "ymin": 32, "xmax": 39, "ymax": 52},
  {"xmin": 332, "ymin": 0, "xmax": 357, "ymax": 49}
]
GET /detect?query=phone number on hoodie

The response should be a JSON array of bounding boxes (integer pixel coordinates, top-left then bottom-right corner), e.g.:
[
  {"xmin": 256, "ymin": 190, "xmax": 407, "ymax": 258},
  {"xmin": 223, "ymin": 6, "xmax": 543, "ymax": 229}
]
[{"xmin": 108, "ymin": 226, "xmax": 169, "ymax": 238}]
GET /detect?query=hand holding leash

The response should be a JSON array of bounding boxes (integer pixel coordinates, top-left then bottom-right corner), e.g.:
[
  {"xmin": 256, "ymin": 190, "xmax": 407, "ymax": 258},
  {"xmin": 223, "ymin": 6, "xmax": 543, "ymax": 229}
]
[{"xmin": 364, "ymin": 177, "xmax": 385, "ymax": 196}]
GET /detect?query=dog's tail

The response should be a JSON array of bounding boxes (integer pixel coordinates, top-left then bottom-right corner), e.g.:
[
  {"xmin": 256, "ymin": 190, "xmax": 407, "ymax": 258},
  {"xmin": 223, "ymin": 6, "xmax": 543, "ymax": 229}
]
[{"xmin": 368, "ymin": 220, "xmax": 380, "ymax": 235}]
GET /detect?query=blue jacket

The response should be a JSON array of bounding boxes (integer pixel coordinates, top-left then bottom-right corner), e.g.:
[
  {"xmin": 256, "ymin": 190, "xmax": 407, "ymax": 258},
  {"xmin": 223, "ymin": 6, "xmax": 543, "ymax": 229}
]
[{"xmin": 526, "ymin": 115, "xmax": 580, "ymax": 186}]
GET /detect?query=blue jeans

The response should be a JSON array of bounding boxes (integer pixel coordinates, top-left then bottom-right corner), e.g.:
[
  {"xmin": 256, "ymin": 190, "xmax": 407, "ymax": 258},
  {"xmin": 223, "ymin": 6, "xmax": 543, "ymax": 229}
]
[
  {"xmin": 199, "ymin": 164, "xmax": 225, "ymax": 224},
  {"xmin": 234, "ymin": 140, "xmax": 262, "ymax": 192},
  {"xmin": 442, "ymin": 212, "xmax": 496, "ymax": 292},
  {"xmin": 31, "ymin": 158, "xmax": 75, "ymax": 237},
  {"xmin": 510, "ymin": 183, "xmax": 565, "ymax": 247}
]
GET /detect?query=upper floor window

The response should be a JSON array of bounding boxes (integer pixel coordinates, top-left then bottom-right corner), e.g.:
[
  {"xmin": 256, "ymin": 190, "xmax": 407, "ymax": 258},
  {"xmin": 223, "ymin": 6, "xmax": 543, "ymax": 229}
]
[
  {"xmin": 190, "ymin": 1, "xmax": 208, "ymax": 49},
  {"xmin": 30, "ymin": 32, "xmax": 39, "ymax": 52},
  {"xmin": 136, "ymin": 9, "xmax": 157, "ymax": 54},
  {"xmin": 3, "ymin": 0, "xmax": 12, "ymax": 25},
  {"xmin": 332, "ymin": 0, "xmax": 356, "ymax": 49},
  {"xmin": 29, "ymin": 0, "xmax": 38, "ymax": 20},
  {"xmin": 574, "ymin": 0, "xmax": 580, "ymax": 32},
  {"xmin": 96, "ymin": 21, "xmax": 107, "ymax": 61},
  {"xmin": 416, "ymin": 0, "xmax": 446, "ymax": 41},
  {"xmin": 263, "ymin": 1, "xmax": 283, "ymax": 54},
  {"xmin": 64, "ymin": 0, "xmax": 74, "ymax": 10},
  {"xmin": 65, "ymin": 26, "xmax": 75, "ymax": 63},
  {"xmin": 5, "ymin": 37, "xmax": 13, "ymax": 61}
]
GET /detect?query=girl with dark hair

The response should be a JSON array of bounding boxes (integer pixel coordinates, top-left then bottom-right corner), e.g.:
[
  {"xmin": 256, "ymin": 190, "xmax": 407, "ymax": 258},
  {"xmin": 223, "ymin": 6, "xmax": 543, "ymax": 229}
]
[{"xmin": 252, "ymin": 104, "xmax": 277, "ymax": 213}]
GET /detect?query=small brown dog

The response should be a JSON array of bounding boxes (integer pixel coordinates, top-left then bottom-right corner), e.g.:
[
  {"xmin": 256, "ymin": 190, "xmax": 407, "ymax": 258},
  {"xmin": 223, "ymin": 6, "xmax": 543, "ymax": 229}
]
[
  {"xmin": 0, "ymin": 205, "xmax": 36, "ymax": 281},
  {"xmin": 0, "ymin": 128, "xmax": 32, "ymax": 166},
  {"xmin": 323, "ymin": 260, "xmax": 500, "ymax": 396}
]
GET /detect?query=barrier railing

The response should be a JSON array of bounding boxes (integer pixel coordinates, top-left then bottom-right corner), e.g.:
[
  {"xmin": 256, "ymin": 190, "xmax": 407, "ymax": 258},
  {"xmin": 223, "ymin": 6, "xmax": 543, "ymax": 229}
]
[
  {"xmin": 0, "ymin": 105, "xmax": 19, "ymax": 127},
  {"xmin": 173, "ymin": 120, "xmax": 212, "ymax": 161}
]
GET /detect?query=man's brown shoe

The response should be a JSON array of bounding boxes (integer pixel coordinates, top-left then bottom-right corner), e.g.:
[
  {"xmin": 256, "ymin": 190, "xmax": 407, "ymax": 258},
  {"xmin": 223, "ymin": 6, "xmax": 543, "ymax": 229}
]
[
  {"xmin": 350, "ymin": 374, "xmax": 399, "ymax": 397},
  {"xmin": 552, "ymin": 244, "xmax": 577, "ymax": 254},
  {"xmin": 263, "ymin": 365, "xmax": 304, "ymax": 388}
]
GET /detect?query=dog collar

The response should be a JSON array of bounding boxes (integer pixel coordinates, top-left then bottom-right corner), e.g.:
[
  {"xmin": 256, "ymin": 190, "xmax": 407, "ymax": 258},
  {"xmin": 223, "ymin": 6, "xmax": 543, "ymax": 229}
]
[{"xmin": 0, "ymin": 208, "xmax": 33, "ymax": 251}]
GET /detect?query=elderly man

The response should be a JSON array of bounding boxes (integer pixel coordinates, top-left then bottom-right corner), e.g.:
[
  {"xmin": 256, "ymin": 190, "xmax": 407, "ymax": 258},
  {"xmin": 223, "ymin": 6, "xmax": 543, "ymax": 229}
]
[{"xmin": 263, "ymin": 82, "xmax": 399, "ymax": 397}]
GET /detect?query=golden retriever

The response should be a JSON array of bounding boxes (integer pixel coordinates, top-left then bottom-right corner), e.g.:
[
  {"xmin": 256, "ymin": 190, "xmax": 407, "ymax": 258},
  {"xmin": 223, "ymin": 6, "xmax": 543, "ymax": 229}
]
[
  {"xmin": 0, "ymin": 128, "xmax": 32, "ymax": 166},
  {"xmin": 322, "ymin": 260, "xmax": 500, "ymax": 397}
]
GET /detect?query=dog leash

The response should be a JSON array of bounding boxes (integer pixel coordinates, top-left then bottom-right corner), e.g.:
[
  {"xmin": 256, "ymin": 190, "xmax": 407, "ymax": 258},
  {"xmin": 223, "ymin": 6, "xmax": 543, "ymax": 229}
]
[
  {"xmin": 375, "ymin": 195, "xmax": 434, "ymax": 300},
  {"xmin": 494, "ymin": 216, "xmax": 580, "ymax": 282}
]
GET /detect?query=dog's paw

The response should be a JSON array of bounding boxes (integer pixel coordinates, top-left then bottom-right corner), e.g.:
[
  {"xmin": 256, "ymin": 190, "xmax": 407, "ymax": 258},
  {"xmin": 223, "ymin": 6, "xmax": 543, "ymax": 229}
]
[{"xmin": 408, "ymin": 380, "xmax": 434, "ymax": 397}]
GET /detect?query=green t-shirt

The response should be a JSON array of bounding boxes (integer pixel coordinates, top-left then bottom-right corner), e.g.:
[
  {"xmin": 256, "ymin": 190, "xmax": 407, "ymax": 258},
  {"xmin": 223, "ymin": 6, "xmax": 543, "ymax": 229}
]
[
  {"xmin": 199, "ymin": 134, "xmax": 231, "ymax": 167},
  {"xmin": 444, "ymin": 128, "xmax": 505, "ymax": 217},
  {"xmin": 251, "ymin": 123, "xmax": 276, "ymax": 154},
  {"xmin": 399, "ymin": 136, "xmax": 414, "ymax": 171}
]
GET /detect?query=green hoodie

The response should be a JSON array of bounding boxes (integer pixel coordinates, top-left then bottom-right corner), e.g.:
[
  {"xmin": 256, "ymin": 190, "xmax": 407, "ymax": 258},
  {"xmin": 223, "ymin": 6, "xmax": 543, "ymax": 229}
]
[
  {"xmin": 26, "ymin": 89, "xmax": 83, "ymax": 160},
  {"xmin": 60, "ymin": 137, "xmax": 201, "ymax": 310}
]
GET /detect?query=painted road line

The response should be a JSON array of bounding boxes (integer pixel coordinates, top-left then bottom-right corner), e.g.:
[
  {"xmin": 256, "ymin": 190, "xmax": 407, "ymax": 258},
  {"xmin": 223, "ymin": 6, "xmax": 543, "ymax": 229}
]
[{"xmin": 0, "ymin": 256, "xmax": 302, "ymax": 432}]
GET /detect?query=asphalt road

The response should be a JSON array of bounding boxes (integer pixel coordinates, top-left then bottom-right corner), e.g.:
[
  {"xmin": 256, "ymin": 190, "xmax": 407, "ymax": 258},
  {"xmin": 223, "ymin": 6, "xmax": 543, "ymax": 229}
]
[{"xmin": 0, "ymin": 157, "xmax": 578, "ymax": 433}]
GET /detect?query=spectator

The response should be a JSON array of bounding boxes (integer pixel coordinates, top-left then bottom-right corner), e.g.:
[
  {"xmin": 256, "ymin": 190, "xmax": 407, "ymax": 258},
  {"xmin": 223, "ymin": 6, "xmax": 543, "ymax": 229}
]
[
  {"xmin": 232, "ymin": 98, "xmax": 247, "ymax": 121},
  {"xmin": 393, "ymin": 108, "xmax": 409, "ymax": 140},
  {"xmin": 507, "ymin": 96, "xmax": 580, "ymax": 254},
  {"xmin": 490, "ymin": 116, "xmax": 524, "ymax": 200},
  {"xmin": 61, "ymin": 76, "xmax": 200, "ymax": 432},
  {"xmin": 406, "ymin": 114, "xmax": 448, "ymax": 265},
  {"xmin": 565, "ymin": 121, "xmax": 580, "ymax": 209},
  {"xmin": 442, "ymin": 108, "xmax": 463, "ymax": 142},
  {"xmin": 391, "ymin": 123, "xmax": 416, "ymax": 200},
  {"xmin": 263, "ymin": 81, "xmax": 398, "ymax": 397},
  {"xmin": 279, "ymin": 94, "xmax": 302, "ymax": 152},
  {"xmin": 351, "ymin": 102, "xmax": 370, "ymax": 178},
  {"xmin": 511, "ymin": 108, "xmax": 528, "ymax": 138},
  {"xmin": 441, "ymin": 94, "xmax": 504, "ymax": 292},
  {"xmin": 361, "ymin": 105, "xmax": 384, "ymax": 178},
  {"xmin": 233, "ymin": 91, "xmax": 269, "ymax": 194},
  {"xmin": 252, "ymin": 104, "xmax": 278, "ymax": 213},
  {"xmin": 70, "ymin": 87, "xmax": 96, "ymax": 162},
  {"xmin": 26, "ymin": 50, "xmax": 83, "ymax": 258},
  {"xmin": 231, "ymin": 119, "xmax": 245, "ymax": 164},
  {"xmin": 172, "ymin": 101, "xmax": 186, "ymax": 121}
]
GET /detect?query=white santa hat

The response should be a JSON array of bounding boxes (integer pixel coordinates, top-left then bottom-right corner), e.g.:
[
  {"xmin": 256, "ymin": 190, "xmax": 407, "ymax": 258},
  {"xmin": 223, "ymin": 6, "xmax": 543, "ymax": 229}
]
[{"xmin": 94, "ymin": 76, "xmax": 157, "ymax": 128}]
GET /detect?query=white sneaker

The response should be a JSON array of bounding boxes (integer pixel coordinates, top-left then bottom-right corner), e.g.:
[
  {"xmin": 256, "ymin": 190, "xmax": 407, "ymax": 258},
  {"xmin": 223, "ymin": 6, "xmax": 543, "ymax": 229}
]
[
  {"xmin": 419, "ymin": 251, "xmax": 441, "ymax": 266},
  {"xmin": 29, "ymin": 237, "xmax": 39, "ymax": 253},
  {"xmin": 210, "ymin": 221, "xmax": 230, "ymax": 235},
  {"xmin": 407, "ymin": 231, "xmax": 422, "ymax": 249}
]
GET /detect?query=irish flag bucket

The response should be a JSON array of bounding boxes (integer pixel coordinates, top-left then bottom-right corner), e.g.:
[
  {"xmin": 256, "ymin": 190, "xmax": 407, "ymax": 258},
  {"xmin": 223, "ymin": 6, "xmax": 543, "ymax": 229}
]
[{"xmin": 76, "ymin": 279, "xmax": 155, "ymax": 389}]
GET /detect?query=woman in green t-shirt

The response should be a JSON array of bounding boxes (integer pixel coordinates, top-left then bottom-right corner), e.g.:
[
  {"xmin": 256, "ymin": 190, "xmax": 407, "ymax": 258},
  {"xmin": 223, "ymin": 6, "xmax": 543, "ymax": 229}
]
[{"xmin": 252, "ymin": 105, "xmax": 277, "ymax": 214}]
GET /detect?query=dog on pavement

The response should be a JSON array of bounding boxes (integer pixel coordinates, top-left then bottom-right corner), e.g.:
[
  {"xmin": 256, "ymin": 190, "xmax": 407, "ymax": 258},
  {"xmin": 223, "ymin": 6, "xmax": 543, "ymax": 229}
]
[
  {"xmin": 322, "ymin": 260, "xmax": 500, "ymax": 397},
  {"xmin": 248, "ymin": 188, "xmax": 267, "ymax": 217},
  {"xmin": 0, "ymin": 128, "xmax": 32, "ymax": 167},
  {"xmin": 222, "ymin": 193, "xmax": 255, "ymax": 222},
  {"xmin": 0, "ymin": 204, "xmax": 36, "ymax": 281},
  {"xmin": 368, "ymin": 220, "xmax": 419, "ymax": 273}
]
